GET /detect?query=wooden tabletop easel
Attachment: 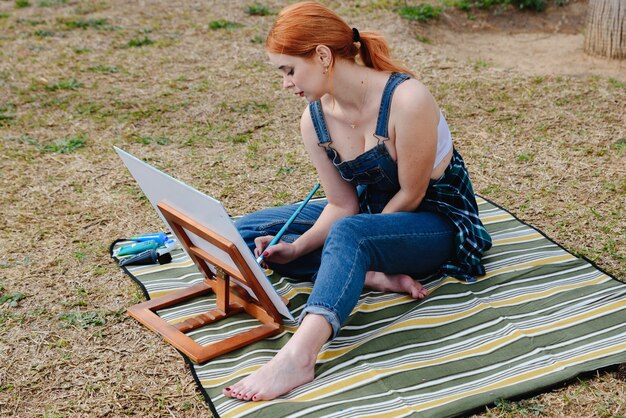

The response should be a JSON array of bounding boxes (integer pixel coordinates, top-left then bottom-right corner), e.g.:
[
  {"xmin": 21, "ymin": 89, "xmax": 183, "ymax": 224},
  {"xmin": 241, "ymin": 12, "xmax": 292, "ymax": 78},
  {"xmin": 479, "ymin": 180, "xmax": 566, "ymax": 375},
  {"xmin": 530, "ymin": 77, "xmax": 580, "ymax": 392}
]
[{"xmin": 127, "ymin": 202, "xmax": 286, "ymax": 363}]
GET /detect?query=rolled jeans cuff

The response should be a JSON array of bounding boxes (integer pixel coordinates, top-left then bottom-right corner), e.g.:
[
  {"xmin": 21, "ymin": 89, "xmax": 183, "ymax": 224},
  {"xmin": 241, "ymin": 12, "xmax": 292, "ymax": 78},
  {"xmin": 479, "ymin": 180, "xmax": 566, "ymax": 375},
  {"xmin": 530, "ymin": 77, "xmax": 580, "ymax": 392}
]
[{"xmin": 299, "ymin": 304, "xmax": 341, "ymax": 340}]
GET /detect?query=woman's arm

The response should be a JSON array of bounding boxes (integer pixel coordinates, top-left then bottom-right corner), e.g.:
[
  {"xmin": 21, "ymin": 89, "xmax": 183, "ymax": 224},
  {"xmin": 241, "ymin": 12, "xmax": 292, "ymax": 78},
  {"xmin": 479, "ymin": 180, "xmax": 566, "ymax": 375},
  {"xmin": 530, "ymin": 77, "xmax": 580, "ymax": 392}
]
[
  {"xmin": 382, "ymin": 80, "xmax": 440, "ymax": 214},
  {"xmin": 259, "ymin": 107, "xmax": 359, "ymax": 263},
  {"xmin": 290, "ymin": 108, "xmax": 360, "ymax": 255}
]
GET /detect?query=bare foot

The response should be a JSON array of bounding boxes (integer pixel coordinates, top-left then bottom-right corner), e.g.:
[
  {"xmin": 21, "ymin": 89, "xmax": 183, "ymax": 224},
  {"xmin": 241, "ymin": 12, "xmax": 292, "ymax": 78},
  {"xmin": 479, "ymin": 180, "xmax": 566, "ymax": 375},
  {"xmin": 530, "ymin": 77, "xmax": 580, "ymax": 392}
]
[
  {"xmin": 365, "ymin": 271, "xmax": 428, "ymax": 299},
  {"xmin": 222, "ymin": 347, "xmax": 315, "ymax": 401},
  {"xmin": 223, "ymin": 314, "xmax": 331, "ymax": 401}
]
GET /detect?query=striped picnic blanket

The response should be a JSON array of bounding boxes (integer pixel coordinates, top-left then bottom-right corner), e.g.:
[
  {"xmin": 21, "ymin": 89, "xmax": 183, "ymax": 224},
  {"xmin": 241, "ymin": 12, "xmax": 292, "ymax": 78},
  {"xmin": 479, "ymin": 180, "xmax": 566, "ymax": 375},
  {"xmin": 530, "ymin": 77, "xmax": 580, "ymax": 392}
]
[{"xmin": 113, "ymin": 197, "xmax": 626, "ymax": 418}]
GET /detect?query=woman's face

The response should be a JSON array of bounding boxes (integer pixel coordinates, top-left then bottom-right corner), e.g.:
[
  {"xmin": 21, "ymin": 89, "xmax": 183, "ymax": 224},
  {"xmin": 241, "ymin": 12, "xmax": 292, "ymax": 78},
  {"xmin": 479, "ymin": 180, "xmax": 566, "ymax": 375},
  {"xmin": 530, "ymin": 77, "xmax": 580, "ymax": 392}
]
[{"xmin": 268, "ymin": 52, "xmax": 328, "ymax": 102}]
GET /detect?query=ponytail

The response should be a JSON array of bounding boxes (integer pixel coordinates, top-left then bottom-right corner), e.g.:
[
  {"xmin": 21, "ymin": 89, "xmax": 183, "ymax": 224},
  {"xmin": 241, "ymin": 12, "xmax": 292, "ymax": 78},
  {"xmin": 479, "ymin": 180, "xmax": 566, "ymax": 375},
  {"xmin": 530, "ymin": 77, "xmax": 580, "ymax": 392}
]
[
  {"xmin": 358, "ymin": 31, "xmax": 415, "ymax": 77},
  {"xmin": 267, "ymin": 1, "xmax": 414, "ymax": 77}
]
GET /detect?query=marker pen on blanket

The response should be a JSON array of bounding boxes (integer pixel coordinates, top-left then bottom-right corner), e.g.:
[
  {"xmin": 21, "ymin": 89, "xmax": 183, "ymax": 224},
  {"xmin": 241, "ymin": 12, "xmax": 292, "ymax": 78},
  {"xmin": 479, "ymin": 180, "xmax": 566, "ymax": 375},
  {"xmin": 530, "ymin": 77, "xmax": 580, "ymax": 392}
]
[
  {"xmin": 256, "ymin": 183, "xmax": 320, "ymax": 265},
  {"xmin": 116, "ymin": 238, "xmax": 179, "ymax": 266},
  {"xmin": 128, "ymin": 231, "xmax": 168, "ymax": 244}
]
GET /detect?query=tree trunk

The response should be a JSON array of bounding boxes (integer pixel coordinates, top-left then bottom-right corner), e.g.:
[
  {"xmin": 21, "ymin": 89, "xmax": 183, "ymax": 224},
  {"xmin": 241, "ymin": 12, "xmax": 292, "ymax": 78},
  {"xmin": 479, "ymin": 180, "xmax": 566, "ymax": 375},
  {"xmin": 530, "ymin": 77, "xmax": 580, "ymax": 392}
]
[{"xmin": 584, "ymin": 0, "xmax": 626, "ymax": 59}]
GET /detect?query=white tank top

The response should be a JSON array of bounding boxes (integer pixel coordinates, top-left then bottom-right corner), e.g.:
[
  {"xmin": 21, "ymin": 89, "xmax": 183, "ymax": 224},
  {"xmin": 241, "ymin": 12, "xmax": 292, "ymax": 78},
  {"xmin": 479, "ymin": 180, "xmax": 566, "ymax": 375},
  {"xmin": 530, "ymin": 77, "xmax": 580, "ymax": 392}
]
[{"xmin": 435, "ymin": 111, "xmax": 453, "ymax": 168}]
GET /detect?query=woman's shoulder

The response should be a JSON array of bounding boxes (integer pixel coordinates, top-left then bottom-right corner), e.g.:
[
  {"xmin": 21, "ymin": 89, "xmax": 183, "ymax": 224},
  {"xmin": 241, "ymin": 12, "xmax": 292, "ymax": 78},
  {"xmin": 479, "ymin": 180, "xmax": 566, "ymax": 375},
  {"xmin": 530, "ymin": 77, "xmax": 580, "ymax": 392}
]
[
  {"xmin": 392, "ymin": 76, "xmax": 437, "ymax": 111},
  {"xmin": 299, "ymin": 103, "xmax": 313, "ymax": 126},
  {"xmin": 299, "ymin": 103, "xmax": 319, "ymax": 144}
]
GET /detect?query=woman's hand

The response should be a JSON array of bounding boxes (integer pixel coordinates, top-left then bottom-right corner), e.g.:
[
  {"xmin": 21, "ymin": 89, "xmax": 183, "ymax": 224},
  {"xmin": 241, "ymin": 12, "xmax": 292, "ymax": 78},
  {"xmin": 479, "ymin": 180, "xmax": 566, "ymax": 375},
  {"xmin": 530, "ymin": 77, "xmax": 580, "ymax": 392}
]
[{"xmin": 254, "ymin": 235, "xmax": 299, "ymax": 266}]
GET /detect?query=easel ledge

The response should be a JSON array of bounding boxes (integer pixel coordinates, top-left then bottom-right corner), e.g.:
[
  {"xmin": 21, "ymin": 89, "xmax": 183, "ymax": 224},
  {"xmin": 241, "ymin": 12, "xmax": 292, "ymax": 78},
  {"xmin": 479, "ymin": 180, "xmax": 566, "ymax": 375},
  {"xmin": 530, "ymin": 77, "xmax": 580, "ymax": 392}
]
[{"xmin": 127, "ymin": 202, "xmax": 287, "ymax": 363}]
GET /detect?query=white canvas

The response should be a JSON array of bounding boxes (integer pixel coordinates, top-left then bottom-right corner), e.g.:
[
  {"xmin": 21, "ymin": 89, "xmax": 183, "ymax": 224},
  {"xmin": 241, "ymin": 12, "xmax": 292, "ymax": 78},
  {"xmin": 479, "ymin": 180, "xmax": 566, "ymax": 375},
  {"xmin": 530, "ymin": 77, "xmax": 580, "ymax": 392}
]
[{"xmin": 114, "ymin": 147, "xmax": 293, "ymax": 320}]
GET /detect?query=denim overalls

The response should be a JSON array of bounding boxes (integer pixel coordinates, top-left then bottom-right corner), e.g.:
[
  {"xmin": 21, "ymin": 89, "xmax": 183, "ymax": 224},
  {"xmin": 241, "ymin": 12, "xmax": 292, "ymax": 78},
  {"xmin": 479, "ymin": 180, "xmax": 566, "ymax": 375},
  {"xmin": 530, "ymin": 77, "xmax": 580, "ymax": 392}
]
[
  {"xmin": 236, "ymin": 73, "xmax": 491, "ymax": 339},
  {"xmin": 308, "ymin": 73, "xmax": 411, "ymax": 215}
]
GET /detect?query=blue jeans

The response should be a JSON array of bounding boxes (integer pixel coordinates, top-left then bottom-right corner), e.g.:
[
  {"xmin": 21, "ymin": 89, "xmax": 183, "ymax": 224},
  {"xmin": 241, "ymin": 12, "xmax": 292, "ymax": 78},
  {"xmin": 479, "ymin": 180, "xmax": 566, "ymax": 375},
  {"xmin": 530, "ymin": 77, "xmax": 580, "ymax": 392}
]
[
  {"xmin": 236, "ymin": 201, "xmax": 328, "ymax": 278},
  {"xmin": 236, "ymin": 202, "xmax": 455, "ymax": 339}
]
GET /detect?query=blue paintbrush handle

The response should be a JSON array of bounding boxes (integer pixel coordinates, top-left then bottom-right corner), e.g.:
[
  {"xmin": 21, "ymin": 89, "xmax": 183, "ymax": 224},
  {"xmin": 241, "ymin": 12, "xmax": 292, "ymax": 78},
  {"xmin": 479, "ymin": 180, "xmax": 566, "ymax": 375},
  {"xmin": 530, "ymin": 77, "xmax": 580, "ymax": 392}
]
[{"xmin": 256, "ymin": 183, "xmax": 320, "ymax": 265}]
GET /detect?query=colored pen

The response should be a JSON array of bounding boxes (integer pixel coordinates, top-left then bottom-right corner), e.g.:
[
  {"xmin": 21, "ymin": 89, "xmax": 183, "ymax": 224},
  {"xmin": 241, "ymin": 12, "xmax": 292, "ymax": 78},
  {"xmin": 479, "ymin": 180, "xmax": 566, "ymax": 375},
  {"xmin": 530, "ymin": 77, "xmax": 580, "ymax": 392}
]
[{"xmin": 256, "ymin": 183, "xmax": 320, "ymax": 265}]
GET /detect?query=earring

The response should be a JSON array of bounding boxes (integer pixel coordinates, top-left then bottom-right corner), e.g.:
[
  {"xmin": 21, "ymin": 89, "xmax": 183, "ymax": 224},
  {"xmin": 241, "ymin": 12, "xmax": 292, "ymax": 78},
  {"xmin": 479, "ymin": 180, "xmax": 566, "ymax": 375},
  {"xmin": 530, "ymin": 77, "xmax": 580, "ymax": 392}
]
[{"xmin": 323, "ymin": 67, "xmax": 328, "ymax": 75}]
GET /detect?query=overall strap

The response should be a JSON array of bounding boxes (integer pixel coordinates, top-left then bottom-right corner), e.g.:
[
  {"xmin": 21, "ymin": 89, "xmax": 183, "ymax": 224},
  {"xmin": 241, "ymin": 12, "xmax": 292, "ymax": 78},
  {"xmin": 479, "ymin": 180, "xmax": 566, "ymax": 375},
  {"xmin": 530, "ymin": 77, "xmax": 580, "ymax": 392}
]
[
  {"xmin": 308, "ymin": 100, "xmax": 332, "ymax": 145},
  {"xmin": 374, "ymin": 73, "xmax": 412, "ymax": 139}
]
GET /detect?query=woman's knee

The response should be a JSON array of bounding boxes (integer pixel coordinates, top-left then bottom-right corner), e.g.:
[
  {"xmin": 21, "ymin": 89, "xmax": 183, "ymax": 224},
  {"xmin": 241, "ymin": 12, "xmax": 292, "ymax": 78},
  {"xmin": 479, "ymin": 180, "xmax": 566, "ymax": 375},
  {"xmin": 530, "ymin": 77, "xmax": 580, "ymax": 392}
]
[
  {"xmin": 235, "ymin": 209, "xmax": 277, "ymax": 249},
  {"xmin": 236, "ymin": 206, "xmax": 284, "ymax": 232}
]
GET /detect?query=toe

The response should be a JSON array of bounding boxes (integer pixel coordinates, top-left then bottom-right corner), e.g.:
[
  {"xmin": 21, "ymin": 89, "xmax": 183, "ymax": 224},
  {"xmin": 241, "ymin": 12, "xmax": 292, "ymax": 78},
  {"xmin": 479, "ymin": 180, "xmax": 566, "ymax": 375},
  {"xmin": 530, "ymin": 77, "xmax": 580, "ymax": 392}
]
[
  {"xmin": 241, "ymin": 388, "xmax": 255, "ymax": 401},
  {"xmin": 229, "ymin": 386, "xmax": 242, "ymax": 398},
  {"xmin": 252, "ymin": 390, "xmax": 268, "ymax": 401},
  {"xmin": 234, "ymin": 387, "xmax": 249, "ymax": 400}
]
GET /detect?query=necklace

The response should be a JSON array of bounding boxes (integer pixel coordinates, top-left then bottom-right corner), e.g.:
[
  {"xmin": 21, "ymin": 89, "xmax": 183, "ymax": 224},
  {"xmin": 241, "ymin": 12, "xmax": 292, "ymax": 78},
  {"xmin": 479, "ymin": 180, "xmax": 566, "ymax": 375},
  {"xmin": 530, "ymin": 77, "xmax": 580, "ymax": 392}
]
[{"xmin": 340, "ymin": 73, "xmax": 369, "ymax": 129}]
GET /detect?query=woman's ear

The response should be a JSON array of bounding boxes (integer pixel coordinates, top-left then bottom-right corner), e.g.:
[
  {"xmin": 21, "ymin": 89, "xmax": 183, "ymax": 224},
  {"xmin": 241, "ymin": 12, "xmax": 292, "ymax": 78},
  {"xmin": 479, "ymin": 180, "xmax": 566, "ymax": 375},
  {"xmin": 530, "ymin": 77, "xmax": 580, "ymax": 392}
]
[{"xmin": 315, "ymin": 45, "xmax": 333, "ymax": 68}]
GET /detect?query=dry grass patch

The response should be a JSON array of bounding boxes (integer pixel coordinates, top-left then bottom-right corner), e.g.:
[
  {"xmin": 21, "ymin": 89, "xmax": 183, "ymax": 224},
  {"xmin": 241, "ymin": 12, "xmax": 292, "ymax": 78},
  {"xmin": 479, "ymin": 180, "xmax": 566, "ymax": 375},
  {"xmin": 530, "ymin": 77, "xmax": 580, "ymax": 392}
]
[{"xmin": 0, "ymin": 0, "xmax": 623, "ymax": 416}]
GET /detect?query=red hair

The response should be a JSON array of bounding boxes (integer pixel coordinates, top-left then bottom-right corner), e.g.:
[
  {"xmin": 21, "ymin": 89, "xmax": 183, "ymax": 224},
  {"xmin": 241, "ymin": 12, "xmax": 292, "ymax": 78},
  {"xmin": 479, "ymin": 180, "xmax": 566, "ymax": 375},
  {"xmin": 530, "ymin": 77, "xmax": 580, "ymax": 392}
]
[{"xmin": 266, "ymin": 1, "xmax": 414, "ymax": 77}]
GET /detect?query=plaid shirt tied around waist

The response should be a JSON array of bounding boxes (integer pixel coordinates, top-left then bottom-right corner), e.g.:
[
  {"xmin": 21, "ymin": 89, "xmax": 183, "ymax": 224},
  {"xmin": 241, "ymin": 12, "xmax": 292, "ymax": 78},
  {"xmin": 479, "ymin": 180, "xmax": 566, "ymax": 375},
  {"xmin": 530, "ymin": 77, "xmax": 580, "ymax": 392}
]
[{"xmin": 420, "ymin": 148, "xmax": 492, "ymax": 282}]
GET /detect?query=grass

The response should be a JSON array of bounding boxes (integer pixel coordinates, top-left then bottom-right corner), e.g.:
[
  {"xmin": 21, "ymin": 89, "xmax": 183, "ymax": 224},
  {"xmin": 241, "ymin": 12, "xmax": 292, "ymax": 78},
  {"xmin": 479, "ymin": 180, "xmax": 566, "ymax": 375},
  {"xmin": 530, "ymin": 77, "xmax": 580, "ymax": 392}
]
[
  {"xmin": 446, "ymin": 0, "xmax": 561, "ymax": 12},
  {"xmin": 489, "ymin": 398, "xmax": 546, "ymax": 416},
  {"xmin": 58, "ymin": 311, "xmax": 106, "ymax": 328},
  {"xmin": 608, "ymin": 77, "xmax": 626, "ymax": 89},
  {"xmin": 89, "ymin": 65, "xmax": 121, "ymax": 73},
  {"xmin": 0, "ymin": 114, "xmax": 16, "ymax": 125},
  {"xmin": 40, "ymin": 135, "xmax": 87, "ymax": 154},
  {"xmin": 34, "ymin": 29, "xmax": 55, "ymax": 37},
  {"xmin": 416, "ymin": 34, "xmax": 433, "ymax": 44},
  {"xmin": 44, "ymin": 78, "xmax": 83, "ymax": 91},
  {"xmin": 61, "ymin": 18, "xmax": 110, "ymax": 30},
  {"xmin": 473, "ymin": 58, "xmax": 493, "ymax": 70},
  {"xmin": 38, "ymin": 0, "xmax": 67, "ymax": 6},
  {"xmin": 0, "ymin": 292, "xmax": 25, "ymax": 307},
  {"xmin": 73, "ymin": 47, "xmax": 92, "ymax": 54},
  {"xmin": 127, "ymin": 36, "xmax": 154, "ymax": 47},
  {"xmin": 209, "ymin": 19, "xmax": 243, "ymax": 30},
  {"xmin": 251, "ymin": 35, "xmax": 264, "ymax": 44},
  {"xmin": 245, "ymin": 3, "xmax": 273, "ymax": 16},
  {"xmin": 452, "ymin": 0, "xmax": 509, "ymax": 11},
  {"xmin": 0, "ymin": 0, "xmax": 624, "ymax": 417},
  {"xmin": 397, "ymin": 3, "xmax": 443, "ymax": 22},
  {"xmin": 133, "ymin": 135, "xmax": 169, "ymax": 145}
]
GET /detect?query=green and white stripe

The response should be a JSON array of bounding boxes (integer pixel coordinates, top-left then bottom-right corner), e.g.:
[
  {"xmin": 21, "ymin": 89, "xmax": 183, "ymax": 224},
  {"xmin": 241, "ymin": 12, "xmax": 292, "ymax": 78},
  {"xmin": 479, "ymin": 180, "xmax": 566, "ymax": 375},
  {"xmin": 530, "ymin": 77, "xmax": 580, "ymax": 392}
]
[{"xmin": 115, "ymin": 198, "xmax": 626, "ymax": 418}]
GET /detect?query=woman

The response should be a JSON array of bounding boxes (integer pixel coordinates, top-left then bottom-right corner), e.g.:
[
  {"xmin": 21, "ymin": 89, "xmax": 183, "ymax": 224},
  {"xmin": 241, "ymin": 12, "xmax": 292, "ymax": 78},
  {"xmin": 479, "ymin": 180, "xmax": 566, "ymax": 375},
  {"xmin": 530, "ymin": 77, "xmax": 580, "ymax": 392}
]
[{"xmin": 224, "ymin": 1, "xmax": 492, "ymax": 402}]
